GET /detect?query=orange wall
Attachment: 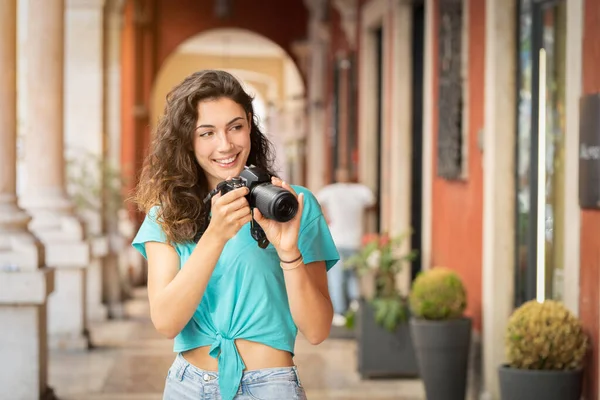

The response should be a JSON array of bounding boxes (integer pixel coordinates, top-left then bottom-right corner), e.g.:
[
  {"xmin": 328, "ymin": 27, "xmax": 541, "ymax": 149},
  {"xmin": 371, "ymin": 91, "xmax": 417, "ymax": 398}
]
[
  {"xmin": 430, "ymin": 0, "xmax": 485, "ymax": 331},
  {"xmin": 580, "ymin": 1, "xmax": 600, "ymax": 398},
  {"xmin": 325, "ymin": 4, "xmax": 341, "ymax": 184}
]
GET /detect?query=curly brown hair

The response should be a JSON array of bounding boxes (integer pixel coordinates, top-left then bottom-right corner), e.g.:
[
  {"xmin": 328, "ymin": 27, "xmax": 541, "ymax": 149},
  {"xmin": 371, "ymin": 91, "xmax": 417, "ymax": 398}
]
[{"xmin": 134, "ymin": 70, "xmax": 276, "ymax": 244}]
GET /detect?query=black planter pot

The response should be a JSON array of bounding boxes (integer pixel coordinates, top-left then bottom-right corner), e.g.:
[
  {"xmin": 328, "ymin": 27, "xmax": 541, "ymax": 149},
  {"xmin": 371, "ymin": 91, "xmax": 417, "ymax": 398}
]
[
  {"xmin": 356, "ymin": 299, "xmax": 419, "ymax": 379},
  {"xmin": 409, "ymin": 317, "xmax": 472, "ymax": 400},
  {"xmin": 498, "ymin": 365, "xmax": 583, "ymax": 400}
]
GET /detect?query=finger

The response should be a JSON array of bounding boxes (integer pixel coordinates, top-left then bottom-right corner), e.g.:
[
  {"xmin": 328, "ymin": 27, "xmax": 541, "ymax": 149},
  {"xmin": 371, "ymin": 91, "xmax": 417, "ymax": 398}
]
[
  {"xmin": 218, "ymin": 186, "xmax": 250, "ymax": 203},
  {"xmin": 253, "ymin": 207, "xmax": 264, "ymax": 224},
  {"xmin": 271, "ymin": 176, "xmax": 283, "ymax": 187},
  {"xmin": 211, "ymin": 192, "xmax": 222, "ymax": 207},
  {"xmin": 296, "ymin": 192, "xmax": 305, "ymax": 220},
  {"xmin": 240, "ymin": 213, "xmax": 253, "ymax": 226},
  {"xmin": 226, "ymin": 196, "xmax": 250, "ymax": 212},
  {"xmin": 281, "ymin": 181, "xmax": 298, "ymax": 197},
  {"xmin": 229, "ymin": 205, "xmax": 252, "ymax": 222}
]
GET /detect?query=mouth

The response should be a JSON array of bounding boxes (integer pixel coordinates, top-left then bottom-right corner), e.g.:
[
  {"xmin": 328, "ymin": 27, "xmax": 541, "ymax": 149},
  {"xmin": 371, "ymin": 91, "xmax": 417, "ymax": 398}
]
[{"xmin": 212, "ymin": 153, "xmax": 239, "ymax": 168}]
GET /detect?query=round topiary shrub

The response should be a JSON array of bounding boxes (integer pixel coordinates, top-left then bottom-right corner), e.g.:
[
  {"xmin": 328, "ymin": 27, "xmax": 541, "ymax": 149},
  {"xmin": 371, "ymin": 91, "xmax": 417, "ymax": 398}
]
[
  {"xmin": 409, "ymin": 267, "xmax": 467, "ymax": 320},
  {"xmin": 506, "ymin": 300, "xmax": 589, "ymax": 370}
]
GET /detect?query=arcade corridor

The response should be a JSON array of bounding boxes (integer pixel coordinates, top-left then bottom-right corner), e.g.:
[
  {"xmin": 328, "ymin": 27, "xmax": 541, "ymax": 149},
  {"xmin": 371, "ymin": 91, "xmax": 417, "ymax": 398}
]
[{"xmin": 48, "ymin": 289, "xmax": 426, "ymax": 400}]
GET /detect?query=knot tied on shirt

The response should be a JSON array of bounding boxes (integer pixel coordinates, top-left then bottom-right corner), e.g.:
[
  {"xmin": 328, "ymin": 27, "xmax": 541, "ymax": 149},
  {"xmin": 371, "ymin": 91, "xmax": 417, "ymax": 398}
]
[{"xmin": 208, "ymin": 332, "xmax": 246, "ymax": 400}]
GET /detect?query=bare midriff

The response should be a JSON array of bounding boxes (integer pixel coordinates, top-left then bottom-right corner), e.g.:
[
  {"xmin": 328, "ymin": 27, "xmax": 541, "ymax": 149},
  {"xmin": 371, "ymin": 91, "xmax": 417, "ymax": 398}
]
[{"xmin": 181, "ymin": 339, "xmax": 294, "ymax": 371}]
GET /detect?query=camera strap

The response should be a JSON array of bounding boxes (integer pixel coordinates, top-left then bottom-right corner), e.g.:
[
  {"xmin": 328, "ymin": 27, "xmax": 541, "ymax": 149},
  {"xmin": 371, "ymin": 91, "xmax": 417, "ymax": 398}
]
[{"xmin": 250, "ymin": 216, "xmax": 270, "ymax": 249}]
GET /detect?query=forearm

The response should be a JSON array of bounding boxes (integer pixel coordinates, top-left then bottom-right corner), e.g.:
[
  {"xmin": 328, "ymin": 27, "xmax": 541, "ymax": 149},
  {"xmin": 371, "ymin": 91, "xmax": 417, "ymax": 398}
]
[
  {"xmin": 282, "ymin": 256, "xmax": 333, "ymax": 344},
  {"xmin": 152, "ymin": 227, "xmax": 225, "ymax": 338}
]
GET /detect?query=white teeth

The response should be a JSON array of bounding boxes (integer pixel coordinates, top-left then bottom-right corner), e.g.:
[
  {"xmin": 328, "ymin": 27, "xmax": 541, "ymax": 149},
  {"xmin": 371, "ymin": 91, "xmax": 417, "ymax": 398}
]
[{"xmin": 214, "ymin": 155, "xmax": 236, "ymax": 164}]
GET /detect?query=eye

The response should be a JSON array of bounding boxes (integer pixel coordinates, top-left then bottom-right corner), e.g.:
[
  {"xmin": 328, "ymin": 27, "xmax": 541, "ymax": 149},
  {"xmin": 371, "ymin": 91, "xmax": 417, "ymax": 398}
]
[
  {"xmin": 231, "ymin": 125, "xmax": 243, "ymax": 131},
  {"xmin": 199, "ymin": 131, "xmax": 213, "ymax": 138}
]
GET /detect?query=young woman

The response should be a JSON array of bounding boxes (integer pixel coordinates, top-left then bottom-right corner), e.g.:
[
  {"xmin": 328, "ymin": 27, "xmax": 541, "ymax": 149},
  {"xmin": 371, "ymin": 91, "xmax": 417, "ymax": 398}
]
[{"xmin": 132, "ymin": 70, "xmax": 339, "ymax": 400}]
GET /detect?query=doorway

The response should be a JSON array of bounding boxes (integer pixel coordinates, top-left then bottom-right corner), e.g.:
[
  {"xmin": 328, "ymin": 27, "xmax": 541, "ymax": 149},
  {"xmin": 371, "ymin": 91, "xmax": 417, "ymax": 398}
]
[
  {"xmin": 375, "ymin": 26, "xmax": 384, "ymax": 233},
  {"xmin": 515, "ymin": 0, "xmax": 567, "ymax": 305},
  {"xmin": 410, "ymin": 2, "xmax": 425, "ymax": 279}
]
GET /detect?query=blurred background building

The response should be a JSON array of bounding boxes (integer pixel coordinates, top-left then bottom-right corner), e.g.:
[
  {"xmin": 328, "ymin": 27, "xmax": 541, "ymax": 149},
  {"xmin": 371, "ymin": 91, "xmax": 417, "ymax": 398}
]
[{"xmin": 1, "ymin": 0, "xmax": 599, "ymax": 399}]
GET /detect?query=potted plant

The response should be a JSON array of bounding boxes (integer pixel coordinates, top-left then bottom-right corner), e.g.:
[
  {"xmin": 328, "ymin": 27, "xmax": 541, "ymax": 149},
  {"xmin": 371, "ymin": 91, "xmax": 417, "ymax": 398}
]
[
  {"xmin": 498, "ymin": 300, "xmax": 589, "ymax": 400},
  {"xmin": 344, "ymin": 232, "xmax": 419, "ymax": 378},
  {"xmin": 408, "ymin": 267, "xmax": 471, "ymax": 400}
]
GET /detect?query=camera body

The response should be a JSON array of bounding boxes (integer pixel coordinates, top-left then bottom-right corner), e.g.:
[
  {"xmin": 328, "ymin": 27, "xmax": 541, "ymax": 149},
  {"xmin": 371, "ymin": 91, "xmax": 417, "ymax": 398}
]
[{"xmin": 217, "ymin": 165, "xmax": 298, "ymax": 223}]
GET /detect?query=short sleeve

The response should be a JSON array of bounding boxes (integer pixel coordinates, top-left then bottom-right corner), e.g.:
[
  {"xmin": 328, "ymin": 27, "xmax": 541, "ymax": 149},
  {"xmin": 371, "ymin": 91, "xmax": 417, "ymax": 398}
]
[
  {"xmin": 293, "ymin": 186, "xmax": 340, "ymax": 271},
  {"xmin": 315, "ymin": 186, "xmax": 329, "ymax": 205},
  {"xmin": 361, "ymin": 185, "xmax": 375, "ymax": 207},
  {"xmin": 131, "ymin": 206, "xmax": 168, "ymax": 260}
]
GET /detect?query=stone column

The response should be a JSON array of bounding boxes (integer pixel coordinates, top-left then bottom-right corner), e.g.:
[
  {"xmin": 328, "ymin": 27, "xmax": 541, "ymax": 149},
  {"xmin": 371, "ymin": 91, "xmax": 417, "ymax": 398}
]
[
  {"xmin": 289, "ymin": 41, "xmax": 310, "ymax": 187},
  {"xmin": 20, "ymin": 0, "xmax": 91, "ymax": 350},
  {"xmin": 104, "ymin": 0, "xmax": 128, "ymax": 319},
  {"xmin": 482, "ymin": 0, "xmax": 517, "ymax": 398},
  {"xmin": 304, "ymin": 0, "xmax": 329, "ymax": 192},
  {"xmin": 64, "ymin": 0, "xmax": 108, "ymax": 323},
  {"xmin": 0, "ymin": 0, "xmax": 55, "ymax": 398}
]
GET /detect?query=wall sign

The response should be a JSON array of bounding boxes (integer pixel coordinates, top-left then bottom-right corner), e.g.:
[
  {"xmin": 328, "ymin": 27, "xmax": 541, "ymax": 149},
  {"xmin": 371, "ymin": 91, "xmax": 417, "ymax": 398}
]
[{"xmin": 579, "ymin": 93, "xmax": 600, "ymax": 209}]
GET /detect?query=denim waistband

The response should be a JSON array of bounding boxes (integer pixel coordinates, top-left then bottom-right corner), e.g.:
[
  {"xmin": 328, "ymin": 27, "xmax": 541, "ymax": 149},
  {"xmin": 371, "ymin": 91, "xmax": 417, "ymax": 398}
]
[{"xmin": 170, "ymin": 352, "xmax": 301, "ymax": 387}]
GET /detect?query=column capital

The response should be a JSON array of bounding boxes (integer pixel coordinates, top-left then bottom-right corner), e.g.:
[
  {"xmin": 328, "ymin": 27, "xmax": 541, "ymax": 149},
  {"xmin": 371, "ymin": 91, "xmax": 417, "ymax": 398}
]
[
  {"xmin": 106, "ymin": 0, "xmax": 126, "ymax": 15},
  {"xmin": 304, "ymin": 0, "xmax": 327, "ymax": 20},
  {"xmin": 332, "ymin": 0, "xmax": 358, "ymax": 49}
]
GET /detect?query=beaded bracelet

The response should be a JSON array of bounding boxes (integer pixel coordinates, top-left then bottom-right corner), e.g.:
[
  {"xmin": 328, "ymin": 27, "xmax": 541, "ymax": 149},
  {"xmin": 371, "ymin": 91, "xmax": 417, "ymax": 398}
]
[
  {"xmin": 280, "ymin": 258, "xmax": 304, "ymax": 271},
  {"xmin": 280, "ymin": 253, "xmax": 303, "ymax": 264}
]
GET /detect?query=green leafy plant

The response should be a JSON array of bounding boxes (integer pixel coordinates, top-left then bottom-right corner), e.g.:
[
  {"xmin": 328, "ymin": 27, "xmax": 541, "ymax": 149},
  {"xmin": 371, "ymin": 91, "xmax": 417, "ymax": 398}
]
[
  {"xmin": 505, "ymin": 299, "xmax": 588, "ymax": 370},
  {"xmin": 344, "ymin": 232, "xmax": 417, "ymax": 332},
  {"xmin": 409, "ymin": 267, "xmax": 467, "ymax": 320},
  {"xmin": 66, "ymin": 151, "xmax": 127, "ymax": 220}
]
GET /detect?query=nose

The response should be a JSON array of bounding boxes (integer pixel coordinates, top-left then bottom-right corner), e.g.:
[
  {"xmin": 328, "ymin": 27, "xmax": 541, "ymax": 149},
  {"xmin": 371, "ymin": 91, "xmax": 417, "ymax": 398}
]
[{"xmin": 216, "ymin": 131, "xmax": 233, "ymax": 152}]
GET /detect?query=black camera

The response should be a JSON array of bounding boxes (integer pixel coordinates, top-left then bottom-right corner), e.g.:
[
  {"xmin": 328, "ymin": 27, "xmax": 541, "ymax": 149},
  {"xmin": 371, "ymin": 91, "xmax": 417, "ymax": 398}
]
[
  {"xmin": 216, "ymin": 165, "xmax": 298, "ymax": 223},
  {"xmin": 204, "ymin": 165, "xmax": 298, "ymax": 248}
]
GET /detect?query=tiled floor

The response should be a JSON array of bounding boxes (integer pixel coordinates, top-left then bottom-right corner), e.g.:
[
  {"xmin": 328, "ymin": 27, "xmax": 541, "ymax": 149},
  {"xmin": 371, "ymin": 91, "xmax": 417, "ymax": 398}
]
[{"xmin": 49, "ymin": 289, "xmax": 425, "ymax": 400}]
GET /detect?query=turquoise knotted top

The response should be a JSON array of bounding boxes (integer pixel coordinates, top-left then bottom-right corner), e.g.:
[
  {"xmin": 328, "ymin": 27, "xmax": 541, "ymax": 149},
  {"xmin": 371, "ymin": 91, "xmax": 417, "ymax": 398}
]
[{"xmin": 132, "ymin": 185, "xmax": 339, "ymax": 400}]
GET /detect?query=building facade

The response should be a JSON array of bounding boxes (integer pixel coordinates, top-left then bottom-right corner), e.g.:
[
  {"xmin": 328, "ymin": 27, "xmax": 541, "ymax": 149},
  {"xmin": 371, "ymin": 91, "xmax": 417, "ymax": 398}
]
[{"xmin": 321, "ymin": 0, "xmax": 599, "ymax": 399}]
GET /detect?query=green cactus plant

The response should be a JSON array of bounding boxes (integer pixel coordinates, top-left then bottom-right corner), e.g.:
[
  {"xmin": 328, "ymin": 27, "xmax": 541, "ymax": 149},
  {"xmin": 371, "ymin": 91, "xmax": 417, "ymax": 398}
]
[
  {"xmin": 505, "ymin": 300, "xmax": 589, "ymax": 370},
  {"xmin": 409, "ymin": 267, "xmax": 467, "ymax": 320}
]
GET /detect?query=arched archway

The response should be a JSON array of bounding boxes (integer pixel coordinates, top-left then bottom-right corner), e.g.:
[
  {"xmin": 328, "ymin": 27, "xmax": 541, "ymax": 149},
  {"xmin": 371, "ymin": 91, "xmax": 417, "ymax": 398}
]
[
  {"xmin": 153, "ymin": 0, "xmax": 308, "ymax": 82},
  {"xmin": 150, "ymin": 28, "xmax": 306, "ymax": 181}
]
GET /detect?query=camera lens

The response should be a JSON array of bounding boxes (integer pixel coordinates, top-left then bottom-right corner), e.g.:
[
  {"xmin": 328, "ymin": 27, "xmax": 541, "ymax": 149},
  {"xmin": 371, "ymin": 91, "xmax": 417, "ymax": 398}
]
[{"xmin": 252, "ymin": 183, "xmax": 298, "ymax": 222}]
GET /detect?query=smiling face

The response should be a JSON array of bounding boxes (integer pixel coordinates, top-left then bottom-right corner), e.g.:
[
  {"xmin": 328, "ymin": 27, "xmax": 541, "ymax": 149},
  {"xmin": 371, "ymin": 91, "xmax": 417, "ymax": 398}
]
[{"xmin": 193, "ymin": 97, "xmax": 252, "ymax": 190}]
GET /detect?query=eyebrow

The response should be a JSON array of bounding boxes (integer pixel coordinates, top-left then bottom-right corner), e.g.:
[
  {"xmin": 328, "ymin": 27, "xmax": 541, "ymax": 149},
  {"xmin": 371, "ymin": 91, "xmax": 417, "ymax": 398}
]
[{"xmin": 195, "ymin": 116, "xmax": 244, "ymax": 130}]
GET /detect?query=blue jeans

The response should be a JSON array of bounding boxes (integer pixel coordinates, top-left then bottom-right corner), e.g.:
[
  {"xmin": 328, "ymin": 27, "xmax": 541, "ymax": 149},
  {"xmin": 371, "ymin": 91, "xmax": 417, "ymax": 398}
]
[
  {"xmin": 164, "ymin": 353, "xmax": 307, "ymax": 400},
  {"xmin": 328, "ymin": 247, "xmax": 360, "ymax": 315}
]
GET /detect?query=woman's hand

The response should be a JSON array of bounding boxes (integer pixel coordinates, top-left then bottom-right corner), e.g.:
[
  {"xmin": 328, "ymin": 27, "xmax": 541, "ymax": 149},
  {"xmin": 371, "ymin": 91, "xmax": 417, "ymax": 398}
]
[
  {"xmin": 207, "ymin": 185, "xmax": 253, "ymax": 242},
  {"xmin": 253, "ymin": 177, "xmax": 304, "ymax": 255}
]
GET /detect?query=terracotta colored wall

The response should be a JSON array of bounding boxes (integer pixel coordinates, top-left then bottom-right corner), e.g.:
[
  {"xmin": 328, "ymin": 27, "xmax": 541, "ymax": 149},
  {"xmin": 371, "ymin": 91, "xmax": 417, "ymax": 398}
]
[
  {"xmin": 580, "ymin": 1, "xmax": 600, "ymax": 398},
  {"xmin": 154, "ymin": 0, "xmax": 308, "ymax": 80},
  {"xmin": 430, "ymin": 0, "xmax": 485, "ymax": 331},
  {"xmin": 325, "ymin": 3, "xmax": 353, "ymax": 184}
]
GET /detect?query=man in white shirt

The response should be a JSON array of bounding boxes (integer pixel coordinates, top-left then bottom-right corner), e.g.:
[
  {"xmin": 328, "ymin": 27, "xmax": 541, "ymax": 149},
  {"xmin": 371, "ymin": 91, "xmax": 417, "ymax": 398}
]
[{"xmin": 316, "ymin": 168, "xmax": 376, "ymax": 326}]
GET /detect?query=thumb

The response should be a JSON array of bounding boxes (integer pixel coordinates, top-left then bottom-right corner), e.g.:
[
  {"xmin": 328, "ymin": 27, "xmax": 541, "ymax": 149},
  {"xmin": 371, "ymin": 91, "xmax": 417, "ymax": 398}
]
[
  {"xmin": 253, "ymin": 207, "xmax": 263, "ymax": 221},
  {"xmin": 253, "ymin": 208, "xmax": 266, "ymax": 227}
]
